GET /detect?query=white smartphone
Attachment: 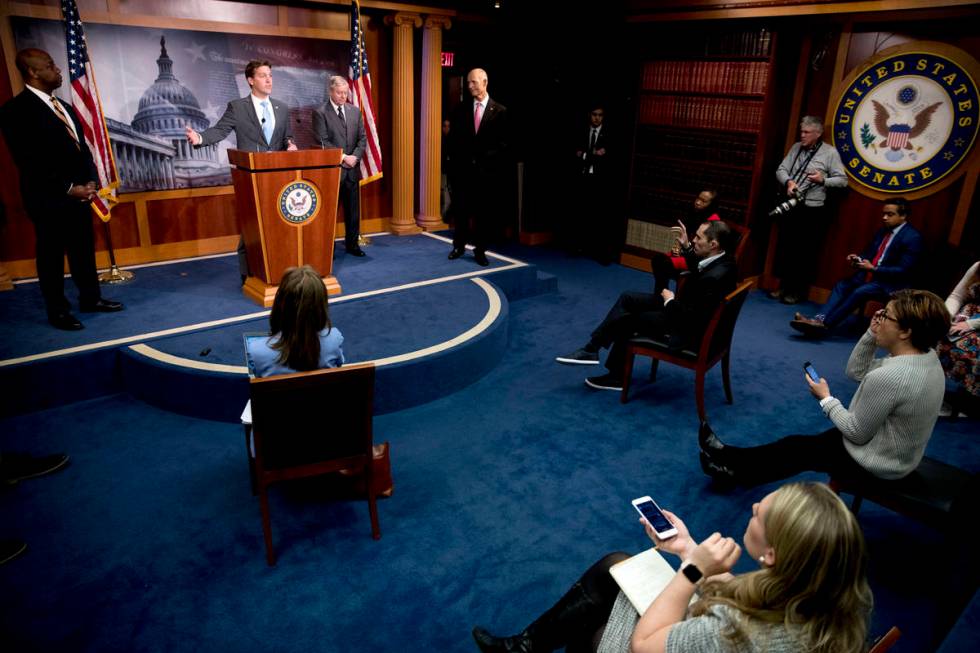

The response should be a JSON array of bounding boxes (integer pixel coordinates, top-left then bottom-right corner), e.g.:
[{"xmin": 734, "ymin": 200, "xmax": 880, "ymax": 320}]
[{"xmin": 631, "ymin": 496, "xmax": 678, "ymax": 539}]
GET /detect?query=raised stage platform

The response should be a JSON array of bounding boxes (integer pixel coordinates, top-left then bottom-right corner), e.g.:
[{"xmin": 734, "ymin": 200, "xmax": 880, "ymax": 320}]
[{"xmin": 0, "ymin": 232, "xmax": 557, "ymax": 420}]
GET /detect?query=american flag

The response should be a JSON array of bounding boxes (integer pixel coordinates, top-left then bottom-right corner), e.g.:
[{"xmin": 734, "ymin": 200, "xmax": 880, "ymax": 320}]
[
  {"xmin": 61, "ymin": 0, "xmax": 118, "ymax": 221},
  {"xmin": 348, "ymin": 0, "xmax": 382, "ymax": 185}
]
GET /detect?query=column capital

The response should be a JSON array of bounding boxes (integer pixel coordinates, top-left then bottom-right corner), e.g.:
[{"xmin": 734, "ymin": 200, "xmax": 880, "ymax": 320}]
[
  {"xmin": 423, "ymin": 15, "xmax": 452, "ymax": 30},
  {"xmin": 386, "ymin": 12, "xmax": 422, "ymax": 28}
]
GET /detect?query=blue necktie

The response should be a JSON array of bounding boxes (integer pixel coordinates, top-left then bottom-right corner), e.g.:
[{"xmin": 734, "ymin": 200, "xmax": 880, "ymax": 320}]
[{"xmin": 260, "ymin": 100, "xmax": 273, "ymax": 144}]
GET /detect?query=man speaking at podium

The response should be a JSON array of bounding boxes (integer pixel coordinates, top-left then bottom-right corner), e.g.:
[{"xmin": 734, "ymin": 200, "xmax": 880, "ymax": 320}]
[{"xmin": 185, "ymin": 60, "xmax": 297, "ymax": 281}]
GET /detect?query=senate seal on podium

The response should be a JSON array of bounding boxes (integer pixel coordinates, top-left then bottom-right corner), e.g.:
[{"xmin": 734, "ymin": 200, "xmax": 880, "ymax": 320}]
[
  {"xmin": 832, "ymin": 42, "xmax": 980, "ymax": 197},
  {"xmin": 278, "ymin": 181, "xmax": 321, "ymax": 225}
]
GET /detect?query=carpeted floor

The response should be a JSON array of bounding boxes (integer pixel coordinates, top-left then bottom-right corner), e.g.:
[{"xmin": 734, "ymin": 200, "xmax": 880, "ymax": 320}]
[{"xmin": 0, "ymin": 242, "xmax": 976, "ymax": 652}]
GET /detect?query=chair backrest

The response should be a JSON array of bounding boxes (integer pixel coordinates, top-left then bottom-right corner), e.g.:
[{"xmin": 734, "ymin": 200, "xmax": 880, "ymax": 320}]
[
  {"xmin": 868, "ymin": 626, "xmax": 901, "ymax": 653},
  {"xmin": 249, "ymin": 362, "xmax": 375, "ymax": 471},
  {"xmin": 725, "ymin": 220, "xmax": 751, "ymax": 265},
  {"xmin": 701, "ymin": 280, "xmax": 753, "ymax": 363}
]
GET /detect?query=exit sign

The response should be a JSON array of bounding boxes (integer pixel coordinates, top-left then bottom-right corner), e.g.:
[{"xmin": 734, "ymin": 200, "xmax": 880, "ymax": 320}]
[{"xmin": 441, "ymin": 52, "xmax": 455, "ymax": 67}]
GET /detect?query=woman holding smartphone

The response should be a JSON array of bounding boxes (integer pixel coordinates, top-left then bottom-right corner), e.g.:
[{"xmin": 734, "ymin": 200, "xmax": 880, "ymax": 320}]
[{"xmin": 472, "ymin": 482, "xmax": 871, "ymax": 653}]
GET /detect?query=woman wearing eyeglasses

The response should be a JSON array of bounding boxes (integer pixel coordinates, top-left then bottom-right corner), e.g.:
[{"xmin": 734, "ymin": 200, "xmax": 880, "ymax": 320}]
[{"xmin": 699, "ymin": 288, "xmax": 950, "ymax": 485}]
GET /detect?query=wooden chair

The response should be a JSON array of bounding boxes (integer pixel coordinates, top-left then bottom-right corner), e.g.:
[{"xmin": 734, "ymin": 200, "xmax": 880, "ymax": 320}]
[
  {"xmin": 246, "ymin": 362, "xmax": 381, "ymax": 565},
  {"xmin": 620, "ymin": 280, "xmax": 753, "ymax": 422},
  {"xmin": 829, "ymin": 457, "xmax": 976, "ymax": 533}
]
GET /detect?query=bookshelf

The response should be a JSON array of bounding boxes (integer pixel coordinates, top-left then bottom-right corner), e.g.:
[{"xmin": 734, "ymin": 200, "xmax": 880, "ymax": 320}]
[{"xmin": 625, "ymin": 27, "xmax": 775, "ymax": 259}]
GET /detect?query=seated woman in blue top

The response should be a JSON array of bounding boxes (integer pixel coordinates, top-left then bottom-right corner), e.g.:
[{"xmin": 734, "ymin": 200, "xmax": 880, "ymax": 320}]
[{"xmin": 246, "ymin": 264, "xmax": 344, "ymax": 377}]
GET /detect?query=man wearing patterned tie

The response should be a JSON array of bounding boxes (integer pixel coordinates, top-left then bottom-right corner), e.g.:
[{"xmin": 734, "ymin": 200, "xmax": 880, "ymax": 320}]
[
  {"xmin": 185, "ymin": 60, "xmax": 297, "ymax": 279},
  {"xmin": 0, "ymin": 49, "xmax": 123, "ymax": 330},
  {"xmin": 312, "ymin": 76, "xmax": 367, "ymax": 257},
  {"xmin": 791, "ymin": 198, "xmax": 923, "ymax": 338},
  {"xmin": 447, "ymin": 68, "xmax": 509, "ymax": 267}
]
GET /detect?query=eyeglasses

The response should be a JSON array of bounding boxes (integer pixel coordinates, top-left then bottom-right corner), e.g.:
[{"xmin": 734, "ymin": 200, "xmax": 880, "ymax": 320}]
[{"xmin": 873, "ymin": 309, "xmax": 899, "ymax": 324}]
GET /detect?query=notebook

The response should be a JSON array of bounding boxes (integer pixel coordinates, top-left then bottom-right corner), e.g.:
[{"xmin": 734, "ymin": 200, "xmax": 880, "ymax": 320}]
[{"xmin": 608, "ymin": 547, "xmax": 695, "ymax": 614}]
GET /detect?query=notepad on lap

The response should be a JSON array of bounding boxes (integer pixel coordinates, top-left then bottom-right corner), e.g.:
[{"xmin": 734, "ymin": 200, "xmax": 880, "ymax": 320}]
[{"xmin": 609, "ymin": 547, "xmax": 689, "ymax": 614}]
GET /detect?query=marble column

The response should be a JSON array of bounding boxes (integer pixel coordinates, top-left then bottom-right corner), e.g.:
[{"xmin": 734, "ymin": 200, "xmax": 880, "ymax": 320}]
[
  {"xmin": 416, "ymin": 15, "xmax": 452, "ymax": 231},
  {"xmin": 386, "ymin": 12, "xmax": 423, "ymax": 235}
]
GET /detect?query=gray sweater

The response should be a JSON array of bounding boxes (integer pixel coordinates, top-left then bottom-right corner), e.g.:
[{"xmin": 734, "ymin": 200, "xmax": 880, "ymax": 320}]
[
  {"xmin": 823, "ymin": 330, "xmax": 945, "ymax": 479},
  {"xmin": 775, "ymin": 141, "xmax": 847, "ymax": 207}
]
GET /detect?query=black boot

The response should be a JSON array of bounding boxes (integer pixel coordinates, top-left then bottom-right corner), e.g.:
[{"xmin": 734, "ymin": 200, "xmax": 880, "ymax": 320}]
[
  {"xmin": 698, "ymin": 420, "xmax": 726, "ymax": 453},
  {"xmin": 471, "ymin": 581, "xmax": 600, "ymax": 653}
]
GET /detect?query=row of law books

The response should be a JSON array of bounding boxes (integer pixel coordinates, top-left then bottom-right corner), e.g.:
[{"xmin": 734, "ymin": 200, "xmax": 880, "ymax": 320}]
[
  {"xmin": 636, "ymin": 130, "xmax": 757, "ymax": 168},
  {"xmin": 638, "ymin": 95, "xmax": 764, "ymax": 132},
  {"xmin": 641, "ymin": 60, "xmax": 769, "ymax": 95}
]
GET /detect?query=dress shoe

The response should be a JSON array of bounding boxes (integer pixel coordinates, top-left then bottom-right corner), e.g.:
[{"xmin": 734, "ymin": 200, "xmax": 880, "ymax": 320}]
[
  {"xmin": 49, "ymin": 312, "xmax": 83, "ymax": 331},
  {"xmin": 780, "ymin": 293, "xmax": 800, "ymax": 305},
  {"xmin": 448, "ymin": 248, "xmax": 465, "ymax": 260},
  {"xmin": 1, "ymin": 452, "xmax": 70, "ymax": 485},
  {"xmin": 345, "ymin": 246, "xmax": 366, "ymax": 257},
  {"xmin": 472, "ymin": 626, "xmax": 531, "ymax": 653},
  {"xmin": 584, "ymin": 373, "xmax": 623, "ymax": 391},
  {"xmin": 698, "ymin": 421, "xmax": 726, "ymax": 453},
  {"xmin": 80, "ymin": 298, "xmax": 123, "ymax": 312},
  {"xmin": 699, "ymin": 451, "xmax": 737, "ymax": 483},
  {"xmin": 789, "ymin": 316, "xmax": 828, "ymax": 338},
  {"xmin": 555, "ymin": 348, "xmax": 600, "ymax": 365},
  {"xmin": 474, "ymin": 251, "xmax": 489, "ymax": 267}
]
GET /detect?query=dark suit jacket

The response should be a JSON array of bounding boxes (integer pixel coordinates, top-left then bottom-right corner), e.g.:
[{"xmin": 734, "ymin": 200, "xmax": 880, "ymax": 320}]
[
  {"xmin": 198, "ymin": 95, "xmax": 293, "ymax": 152},
  {"xmin": 858, "ymin": 222, "xmax": 923, "ymax": 291},
  {"xmin": 0, "ymin": 89, "xmax": 98, "ymax": 217},
  {"xmin": 577, "ymin": 125, "xmax": 610, "ymax": 177},
  {"xmin": 312, "ymin": 102, "xmax": 367, "ymax": 183},
  {"xmin": 448, "ymin": 97, "xmax": 508, "ymax": 189},
  {"xmin": 667, "ymin": 251, "xmax": 738, "ymax": 348}
]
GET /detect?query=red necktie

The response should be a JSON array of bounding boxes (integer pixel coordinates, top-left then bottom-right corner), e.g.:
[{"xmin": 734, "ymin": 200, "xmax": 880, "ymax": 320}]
[
  {"xmin": 474, "ymin": 102, "xmax": 483, "ymax": 134},
  {"xmin": 866, "ymin": 232, "xmax": 892, "ymax": 282}
]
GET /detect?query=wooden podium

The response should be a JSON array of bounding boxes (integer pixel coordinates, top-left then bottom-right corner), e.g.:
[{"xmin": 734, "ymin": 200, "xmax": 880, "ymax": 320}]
[{"xmin": 228, "ymin": 148, "xmax": 343, "ymax": 306}]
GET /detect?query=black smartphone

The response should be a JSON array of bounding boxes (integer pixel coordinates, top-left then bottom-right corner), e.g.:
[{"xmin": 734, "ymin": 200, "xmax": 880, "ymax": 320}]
[{"xmin": 804, "ymin": 361, "xmax": 820, "ymax": 383}]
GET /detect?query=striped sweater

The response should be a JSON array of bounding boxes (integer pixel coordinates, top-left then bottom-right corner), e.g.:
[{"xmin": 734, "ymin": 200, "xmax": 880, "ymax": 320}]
[{"xmin": 822, "ymin": 330, "xmax": 945, "ymax": 479}]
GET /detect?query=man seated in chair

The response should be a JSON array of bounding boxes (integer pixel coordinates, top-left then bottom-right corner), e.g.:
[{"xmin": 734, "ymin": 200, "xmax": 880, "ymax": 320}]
[
  {"xmin": 556, "ymin": 221, "xmax": 737, "ymax": 391},
  {"xmin": 791, "ymin": 198, "xmax": 922, "ymax": 338}
]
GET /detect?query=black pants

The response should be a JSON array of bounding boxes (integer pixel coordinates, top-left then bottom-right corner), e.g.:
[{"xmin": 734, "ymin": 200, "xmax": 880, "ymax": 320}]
[
  {"xmin": 773, "ymin": 203, "xmax": 829, "ymax": 297},
  {"xmin": 717, "ymin": 427, "xmax": 870, "ymax": 487},
  {"xmin": 32, "ymin": 204, "xmax": 101, "ymax": 317},
  {"xmin": 589, "ymin": 291, "xmax": 670, "ymax": 375},
  {"xmin": 555, "ymin": 552, "xmax": 629, "ymax": 653},
  {"xmin": 339, "ymin": 175, "xmax": 361, "ymax": 249}
]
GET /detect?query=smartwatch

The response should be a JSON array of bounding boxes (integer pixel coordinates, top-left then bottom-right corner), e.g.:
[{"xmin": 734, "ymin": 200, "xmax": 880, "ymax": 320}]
[{"xmin": 681, "ymin": 561, "xmax": 703, "ymax": 584}]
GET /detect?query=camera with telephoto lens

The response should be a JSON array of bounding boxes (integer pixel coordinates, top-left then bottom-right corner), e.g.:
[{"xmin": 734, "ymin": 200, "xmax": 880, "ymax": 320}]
[{"xmin": 769, "ymin": 190, "xmax": 801, "ymax": 217}]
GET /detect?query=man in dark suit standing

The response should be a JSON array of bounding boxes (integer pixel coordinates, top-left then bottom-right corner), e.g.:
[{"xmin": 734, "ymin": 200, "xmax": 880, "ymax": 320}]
[
  {"xmin": 0, "ymin": 49, "xmax": 122, "ymax": 330},
  {"xmin": 312, "ymin": 76, "xmax": 367, "ymax": 257},
  {"xmin": 447, "ymin": 68, "xmax": 508, "ymax": 267},
  {"xmin": 570, "ymin": 104, "xmax": 614, "ymax": 262},
  {"xmin": 185, "ymin": 60, "xmax": 297, "ymax": 278},
  {"xmin": 556, "ymin": 220, "xmax": 738, "ymax": 391},
  {"xmin": 791, "ymin": 198, "xmax": 923, "ymax": 337}
]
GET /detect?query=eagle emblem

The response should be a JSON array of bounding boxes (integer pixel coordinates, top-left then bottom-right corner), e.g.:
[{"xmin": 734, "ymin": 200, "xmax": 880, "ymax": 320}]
[
  {"xmin": 277, "ymin": 181, "xmax": 320, "ymax": 224},
  {"xmin": 870, "ymin": 97, "xmax": 942, "ymax": 162}
]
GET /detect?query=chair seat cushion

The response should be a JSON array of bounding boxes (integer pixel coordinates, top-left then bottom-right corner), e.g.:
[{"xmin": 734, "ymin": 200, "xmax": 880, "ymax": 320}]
[
  {"xmin": 836, "ymin": 457, "xmax": 976, "ymax": 517},
  {"xmin": 628, "ymin": 336, "xmax": 698, "ymax": 359}
]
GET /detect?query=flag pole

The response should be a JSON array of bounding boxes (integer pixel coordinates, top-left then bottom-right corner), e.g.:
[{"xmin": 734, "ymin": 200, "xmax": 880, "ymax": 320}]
[{"xmin": 98, "ymin": 221, "xmax": 134, "ymax": 283}]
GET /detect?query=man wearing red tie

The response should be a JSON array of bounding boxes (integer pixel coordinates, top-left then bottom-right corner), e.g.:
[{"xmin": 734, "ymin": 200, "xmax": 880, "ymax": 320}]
[
  {"xmin": 0, "ymin": 49, "xmax": 123, "ymax": 330},
  {"xmin": 791, "ymin": 198, "xmax": 923, "ymax": 338},
  {"xmin": 447, "ymin": 68, "xmax": 508, "ymax": 267}
]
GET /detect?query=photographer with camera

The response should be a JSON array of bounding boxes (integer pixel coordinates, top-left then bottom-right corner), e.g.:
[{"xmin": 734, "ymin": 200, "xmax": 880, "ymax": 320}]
[
  {"xmin": 769, "ymin": 116, "xmax": 847, "ymax": 305},
  {"xmin": 791, "ymin": 198, "xmax": 923, "ymax": 338}
]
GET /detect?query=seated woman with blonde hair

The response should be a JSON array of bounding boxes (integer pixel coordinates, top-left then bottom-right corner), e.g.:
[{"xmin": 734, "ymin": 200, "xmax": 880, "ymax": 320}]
[
  {"xmin": 246, "ymin": 264, "xmax": 344, "ymax": 377},
  {"xmin": 472, "ymin": 482, "xmax": 872, "ymax": 653}
]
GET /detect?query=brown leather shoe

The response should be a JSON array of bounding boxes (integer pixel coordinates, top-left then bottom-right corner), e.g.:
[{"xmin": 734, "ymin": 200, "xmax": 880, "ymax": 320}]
[{"xmin": 790, "ymin": 317, "xmax": 827, "ymax": 337}]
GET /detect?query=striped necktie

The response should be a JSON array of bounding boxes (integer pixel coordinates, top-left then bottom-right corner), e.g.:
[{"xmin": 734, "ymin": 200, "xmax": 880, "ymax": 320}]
[{"xmin": 50, "ymin": 97, "xmax": 80, "ymax": 149}]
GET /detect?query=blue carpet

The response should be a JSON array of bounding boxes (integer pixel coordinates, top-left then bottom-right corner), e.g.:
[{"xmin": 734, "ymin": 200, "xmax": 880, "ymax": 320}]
[{"xmin": 0, "ymin": 242, "xmax": 976, "ymax": 652}]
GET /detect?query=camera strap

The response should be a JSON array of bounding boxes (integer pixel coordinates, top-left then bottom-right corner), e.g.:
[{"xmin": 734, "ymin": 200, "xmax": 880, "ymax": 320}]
[{"xmin": 789, "ymin": 141, "xmax": 821, "ymax": 186}]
